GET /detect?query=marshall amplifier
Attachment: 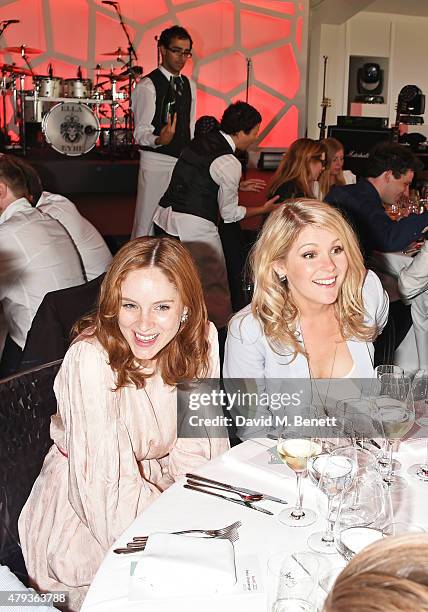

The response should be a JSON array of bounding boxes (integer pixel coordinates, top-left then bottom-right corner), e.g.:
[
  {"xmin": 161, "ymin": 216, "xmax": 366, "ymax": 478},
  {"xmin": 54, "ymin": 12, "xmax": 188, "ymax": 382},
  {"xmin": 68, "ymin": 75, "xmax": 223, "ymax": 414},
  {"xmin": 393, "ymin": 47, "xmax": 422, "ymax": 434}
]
[{"xmin": 327, "ymin": 126, "xmax": 393, "ymax": 176}]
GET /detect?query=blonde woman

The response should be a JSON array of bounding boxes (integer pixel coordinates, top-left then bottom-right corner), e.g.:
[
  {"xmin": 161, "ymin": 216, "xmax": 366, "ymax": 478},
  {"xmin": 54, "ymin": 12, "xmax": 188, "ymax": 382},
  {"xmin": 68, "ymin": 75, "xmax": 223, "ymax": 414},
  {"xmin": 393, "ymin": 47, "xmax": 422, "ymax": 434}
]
[
  {"xmin": 318, "ymin": 137, "xmax": 356, "ymax": 199},
  {"xmin": 324, "ymin": 534, "xmax": 428, "ymax": 611},
  {"xmin": 224, "ymin": 200, "xmax": 389, "ymax": 381},
  {"xmin": 268, "ymin": 138, "xmax": 327, "ymax": 200}
]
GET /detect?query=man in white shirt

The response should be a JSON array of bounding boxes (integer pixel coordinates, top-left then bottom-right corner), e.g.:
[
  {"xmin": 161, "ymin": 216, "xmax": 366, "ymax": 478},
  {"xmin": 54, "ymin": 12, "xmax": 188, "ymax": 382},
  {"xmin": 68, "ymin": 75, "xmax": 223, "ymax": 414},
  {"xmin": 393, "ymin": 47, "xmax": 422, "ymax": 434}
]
[
  {"xmin": 153, "ymin": 101, "xmax": 280, "ymax": 330},
  {"xmin": 0, "ymin": 156, "xmax": 85, "ymax": 376},
  {"xmin": 11, "ymin": 156, "xmax": 112, "ymax": 281},
  {"xmin": 398, "ymin": 241, "xmax": 428, "ymax": 368},
  {"xmin": 131, "ymin": 25, "xmax": 196, "ymax": 237}
]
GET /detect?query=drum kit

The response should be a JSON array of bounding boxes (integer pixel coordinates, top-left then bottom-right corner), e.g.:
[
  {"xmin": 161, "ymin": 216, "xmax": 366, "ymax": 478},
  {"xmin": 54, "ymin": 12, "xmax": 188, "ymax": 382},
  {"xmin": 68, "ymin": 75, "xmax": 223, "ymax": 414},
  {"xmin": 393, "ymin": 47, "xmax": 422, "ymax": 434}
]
[{"xmin": 0, "ymin": 44, "xmax": 142, "ymax": 156}]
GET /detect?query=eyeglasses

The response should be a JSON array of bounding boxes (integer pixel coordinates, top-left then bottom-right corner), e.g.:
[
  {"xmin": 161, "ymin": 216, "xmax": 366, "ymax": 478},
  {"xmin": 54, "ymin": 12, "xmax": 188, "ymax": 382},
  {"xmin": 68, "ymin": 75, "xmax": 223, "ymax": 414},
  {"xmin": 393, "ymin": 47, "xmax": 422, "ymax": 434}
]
[
  {"xmin": 312, "ymin": 155, "xmax": 327, "ymax": 167},
  {"xmin": 166, "ymin": 47, "xmax": 192, "ymax": 58}
]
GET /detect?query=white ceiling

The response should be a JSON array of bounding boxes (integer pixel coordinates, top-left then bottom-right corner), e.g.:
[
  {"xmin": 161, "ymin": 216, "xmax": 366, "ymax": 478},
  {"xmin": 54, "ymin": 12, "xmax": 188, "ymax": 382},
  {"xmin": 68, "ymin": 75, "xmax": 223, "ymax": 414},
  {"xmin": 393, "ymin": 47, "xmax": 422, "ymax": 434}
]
[
  {"xmin": 366, "ymin": 0, "xmax": 428, "ymax": 17},
  {"xmin": 310, "ymin": 0, "xmax": 428, "ymax": 22}
]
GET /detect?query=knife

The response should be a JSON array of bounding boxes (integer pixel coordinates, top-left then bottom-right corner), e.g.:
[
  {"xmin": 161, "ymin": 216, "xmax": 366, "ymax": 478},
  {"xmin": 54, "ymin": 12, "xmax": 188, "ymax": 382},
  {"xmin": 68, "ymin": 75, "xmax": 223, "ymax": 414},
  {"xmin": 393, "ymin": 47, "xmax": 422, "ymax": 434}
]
[
  {"xmin": 184, "ymin": 484, "xmax": 274, "ymax": 515},
  {"xmin": 185, "ymin": 472, "xmax": 287, "ymax": 505}
]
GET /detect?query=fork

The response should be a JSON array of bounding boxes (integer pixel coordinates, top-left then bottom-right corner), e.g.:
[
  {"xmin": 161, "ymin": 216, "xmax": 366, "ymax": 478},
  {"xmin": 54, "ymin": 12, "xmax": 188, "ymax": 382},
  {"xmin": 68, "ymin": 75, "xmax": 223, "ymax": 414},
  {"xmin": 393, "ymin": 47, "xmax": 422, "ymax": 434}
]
[
  {"xmin": 113, "ymin": 520, "xmax": 241, "ymax": 554},
  {"xmin": 131, "ymin": 519, "xmax": 241, "ymax": 542}
]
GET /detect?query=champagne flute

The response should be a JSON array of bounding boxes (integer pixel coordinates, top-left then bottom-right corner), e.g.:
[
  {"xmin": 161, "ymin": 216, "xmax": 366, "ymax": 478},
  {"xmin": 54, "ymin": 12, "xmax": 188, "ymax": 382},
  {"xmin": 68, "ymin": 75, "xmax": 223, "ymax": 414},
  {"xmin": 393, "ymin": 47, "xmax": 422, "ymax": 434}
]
[
  {"xmin": 307, "ymin": 450, "xmax": 355, "ymax": 553},
  {"xmin": 407, "ymin": 370, "xmax": 428, "ymax": 482},
  {"xmin": 276, "ymin": 435, "xmax": 322, "ymax": 527},
  {"xmin": 372, "ymin": 365, "xmax": 404, "ymax": 467},
  {"xmin": 376, "ymin": 374, "xmax": 415, "ymax": 488}
]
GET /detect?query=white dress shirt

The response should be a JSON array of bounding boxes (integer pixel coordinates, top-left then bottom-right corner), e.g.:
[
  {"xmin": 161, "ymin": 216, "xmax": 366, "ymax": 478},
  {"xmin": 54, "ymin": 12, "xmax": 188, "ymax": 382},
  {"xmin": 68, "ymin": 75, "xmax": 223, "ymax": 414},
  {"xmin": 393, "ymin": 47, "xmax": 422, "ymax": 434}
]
[
  {"xmin": 131, "ymin": 65, "xmax": 197, "ymax": 150},
  {"xmin": 36, "ymin": 192, "xmax": 112, "ymax": 281},
  {"xmin": 153, "ymin": 131, "xmax": 246, "ymax": 233},
  {"xmin": 0, "ymin": 198, "xmax": 85, "ymax": 348},
  {"xmin": 398, "ymin": 241, "xmax": 428, "ymax": 302}
]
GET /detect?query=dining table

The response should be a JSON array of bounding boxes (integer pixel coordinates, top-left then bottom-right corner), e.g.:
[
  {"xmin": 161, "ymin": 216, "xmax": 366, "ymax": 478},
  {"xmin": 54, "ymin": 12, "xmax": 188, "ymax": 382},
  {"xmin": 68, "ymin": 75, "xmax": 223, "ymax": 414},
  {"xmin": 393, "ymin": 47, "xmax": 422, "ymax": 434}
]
[{"xmin": 81, "ymin": 437, "xmax": 428, "ymax": 612}]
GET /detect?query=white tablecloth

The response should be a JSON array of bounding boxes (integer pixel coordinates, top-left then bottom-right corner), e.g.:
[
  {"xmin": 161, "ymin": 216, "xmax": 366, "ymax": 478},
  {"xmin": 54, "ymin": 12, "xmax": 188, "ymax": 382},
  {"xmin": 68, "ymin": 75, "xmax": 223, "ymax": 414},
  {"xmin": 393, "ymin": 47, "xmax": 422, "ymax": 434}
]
[{"xmin": 81, "ymin": 438, "xmax": 428, "ymax": 612}]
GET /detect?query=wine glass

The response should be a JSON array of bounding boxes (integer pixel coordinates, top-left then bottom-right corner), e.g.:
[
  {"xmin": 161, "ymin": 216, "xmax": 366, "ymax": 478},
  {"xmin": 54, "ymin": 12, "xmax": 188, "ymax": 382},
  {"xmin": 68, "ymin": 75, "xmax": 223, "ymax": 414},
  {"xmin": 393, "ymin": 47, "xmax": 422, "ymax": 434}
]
[
  {"xmin": 267, "ymin": 551, "xmax": 319, "ymax": 611},
  {"xmin": 376, "ymin": 374, "xmax": 415, "ymax": 488},
  {"xmin": 307, "ymin": 450, "xmax": 356, "ymax": 554},
  {"xmin": 371, "ymin": 365, "xmax": 404, "ymax": 467},
  {"xmin": 335, "ymin": 471, "xmax": 388, "ymax": 561},
  {"xmin": 407, "ymin": 370, "xmax": 428, "ymax": 482},
  {"xmin": 276, "ymin": 435, "xmax": 322, "ymax": 527}
]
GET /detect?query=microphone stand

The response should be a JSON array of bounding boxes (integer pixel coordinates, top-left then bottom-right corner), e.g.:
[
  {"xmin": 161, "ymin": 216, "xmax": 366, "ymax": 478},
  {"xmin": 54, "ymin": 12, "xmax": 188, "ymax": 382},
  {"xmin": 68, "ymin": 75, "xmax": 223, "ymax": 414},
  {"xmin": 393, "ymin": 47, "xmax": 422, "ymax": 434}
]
[
  {"xmin": 110, "ymin": 2, "xmax": 138, "ymax": 148},
  {"xmin": 240, "ymin": 57, "xmax": 252, "ymax": 180},
  {"xmin": 0, "ymin": 21, "xmax": 18, "ymax": 146}
]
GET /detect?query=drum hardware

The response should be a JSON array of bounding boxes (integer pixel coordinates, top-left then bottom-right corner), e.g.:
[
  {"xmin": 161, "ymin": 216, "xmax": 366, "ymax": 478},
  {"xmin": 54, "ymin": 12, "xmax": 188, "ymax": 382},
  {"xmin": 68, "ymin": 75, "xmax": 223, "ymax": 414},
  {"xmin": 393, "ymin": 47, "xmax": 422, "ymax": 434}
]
[
  {"xmin": 101, "ymin": 47, "xmax": 125, "ymax": 56},
  {"xmin": 0, "ymin": 63, "xmax": 31, "ymax": 76},
  {"xmin": 0, "ymin": 45, "xmax": 42, "ymax": 54},
  {"xmin": 100, "ymin": 0, "xmax": 139, "ymax": 150}
]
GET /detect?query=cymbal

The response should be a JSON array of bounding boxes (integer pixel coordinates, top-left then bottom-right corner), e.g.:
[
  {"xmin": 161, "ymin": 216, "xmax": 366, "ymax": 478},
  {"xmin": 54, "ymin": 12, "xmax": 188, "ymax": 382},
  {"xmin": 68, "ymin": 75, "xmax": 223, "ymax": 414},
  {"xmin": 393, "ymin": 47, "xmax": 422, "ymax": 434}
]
[
  {"xmin": 0, "ymin": 63, "xmax": 31, "ymax": 75},
  {"xmin": 101, "ymin": 47, "xmax": 124, "ymax": 56},
  {"xmin": 0, "ymin": 46, "xmax": 42, "ymax": 55},
  {"xmin": 99, "ymin": 73, "xmax": 128, "ymax": 81}
]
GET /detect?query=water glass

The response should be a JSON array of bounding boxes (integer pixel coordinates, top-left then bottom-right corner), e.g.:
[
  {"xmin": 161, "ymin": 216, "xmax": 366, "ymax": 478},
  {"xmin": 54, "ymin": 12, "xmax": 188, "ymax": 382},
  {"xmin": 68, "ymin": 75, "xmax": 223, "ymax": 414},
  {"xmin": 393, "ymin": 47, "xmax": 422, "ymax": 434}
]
[{"xmin": 267, "ymin": 552, "xmax": 319, "ymax": 612}]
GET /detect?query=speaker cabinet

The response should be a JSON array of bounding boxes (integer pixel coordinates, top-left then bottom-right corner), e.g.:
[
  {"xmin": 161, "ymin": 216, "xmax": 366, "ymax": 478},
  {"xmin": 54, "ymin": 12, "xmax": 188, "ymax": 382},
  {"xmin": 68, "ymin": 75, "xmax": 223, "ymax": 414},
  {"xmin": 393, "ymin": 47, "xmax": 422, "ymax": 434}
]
[{"xmin": 327, "ymin": 126, "xmax": 393, "ymax": 177}]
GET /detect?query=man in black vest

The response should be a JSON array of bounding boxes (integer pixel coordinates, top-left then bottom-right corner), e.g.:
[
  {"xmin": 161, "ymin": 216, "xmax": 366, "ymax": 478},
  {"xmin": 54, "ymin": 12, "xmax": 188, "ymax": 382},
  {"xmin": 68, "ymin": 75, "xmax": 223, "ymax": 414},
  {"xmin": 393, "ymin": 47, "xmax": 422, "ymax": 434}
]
[
  {"xmin": 153, "ymin": 101, "xmax": 281, "ymax": 332},
  {"xmin": 131, "ymin": 25, "xmax": 195, "ymax": 237}
]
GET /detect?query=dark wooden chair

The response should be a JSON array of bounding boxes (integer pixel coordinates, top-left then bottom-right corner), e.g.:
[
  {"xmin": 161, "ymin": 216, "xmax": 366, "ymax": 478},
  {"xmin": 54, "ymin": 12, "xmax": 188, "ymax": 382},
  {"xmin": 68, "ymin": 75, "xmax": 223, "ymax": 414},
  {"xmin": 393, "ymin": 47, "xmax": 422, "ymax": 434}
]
[{"xmin": 0, "ymin": 360, "xmax": 62, "ymax": 583}]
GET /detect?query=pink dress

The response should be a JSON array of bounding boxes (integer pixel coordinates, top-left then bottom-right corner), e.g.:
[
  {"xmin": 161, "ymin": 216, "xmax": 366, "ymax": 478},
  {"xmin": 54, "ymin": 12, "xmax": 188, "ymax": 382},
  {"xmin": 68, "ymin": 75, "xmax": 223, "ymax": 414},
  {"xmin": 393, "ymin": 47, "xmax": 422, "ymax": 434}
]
[{"xmin": 19, "ymin": 323, "xmax": 228, "ymax": 611}]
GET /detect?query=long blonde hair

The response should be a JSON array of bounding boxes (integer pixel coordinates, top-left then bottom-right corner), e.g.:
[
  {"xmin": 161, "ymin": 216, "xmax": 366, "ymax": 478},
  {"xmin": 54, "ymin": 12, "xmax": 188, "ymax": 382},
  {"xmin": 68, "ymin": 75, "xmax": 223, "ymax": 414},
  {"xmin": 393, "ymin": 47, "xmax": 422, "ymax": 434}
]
[
  {"xmin": 268, "ymin": 138, "xmax": 326, "ymax": 198},
  {"xmin": 249, "ymin": 199, "xmax": 376, "ymax": 359},
  {"xmin": 74, "ymin": 237, "xmax": 210, "ymax": 389},
  {"xmin": 318, "ymin": 137, "xmax": 346, "ymax": 197},
  {"xmin": 324, "ymin": 534, "xmax": 428, "ymax": 612}
]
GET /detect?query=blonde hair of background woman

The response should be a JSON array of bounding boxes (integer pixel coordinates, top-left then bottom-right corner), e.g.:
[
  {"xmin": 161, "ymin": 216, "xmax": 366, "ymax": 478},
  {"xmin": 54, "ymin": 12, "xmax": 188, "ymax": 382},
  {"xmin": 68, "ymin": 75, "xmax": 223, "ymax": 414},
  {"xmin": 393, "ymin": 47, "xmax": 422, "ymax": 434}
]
[
  {"xmin": 324, "ymin": 534, "xmax": 428, "ymax": 612},
  {"xmin": 74, "ymin": 236, "xmax": 210, "ymax": 389},
  {"xmin": 318, "ymin": 137, "xmax": 346, "ymax": 198},
  {"xmin": 268, "ymin": 138, "xmax": 326, "ymax": 199},
  {"xmin": 249, "ymin": 199, "xmax": 377, "ymax": 359}
]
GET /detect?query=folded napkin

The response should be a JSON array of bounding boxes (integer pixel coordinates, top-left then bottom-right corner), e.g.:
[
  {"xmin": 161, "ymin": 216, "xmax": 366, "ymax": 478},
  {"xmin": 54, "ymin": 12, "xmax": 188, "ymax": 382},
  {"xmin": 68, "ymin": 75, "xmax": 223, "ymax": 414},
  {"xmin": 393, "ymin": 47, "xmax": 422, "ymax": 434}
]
[{"xmin": 133, "ymin": 532, "xmax": 237, "ymax": 597}]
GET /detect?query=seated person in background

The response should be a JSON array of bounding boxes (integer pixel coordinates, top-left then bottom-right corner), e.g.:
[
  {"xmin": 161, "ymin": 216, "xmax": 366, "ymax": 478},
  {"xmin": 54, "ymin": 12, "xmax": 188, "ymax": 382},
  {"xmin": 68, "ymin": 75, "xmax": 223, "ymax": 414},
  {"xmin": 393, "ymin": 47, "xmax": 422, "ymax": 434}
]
[
  {"xmin": 325, "ymin": 142, "xmax": 427, "ymax": 259},
  {"xmin": 20, "ymin": 274, "xmax": 105, "ymax": 370},
  {"xmin": 224, "ymin": 199, "xmax": 388, "ymax": 381},
  {"xmin": 398, "ymin": 240, "xmax": 428, "ymax": 368},
  {"xmin": 153, "ymin": 101, "xmax": 280, "ymax": 331},
  {"xmin": 13, "ymin": 156, "xmax": 112, "ymax": 281},
  {"xmin": 324, "ymin": 534, "xmax": 428, "ymax": 612},
  {"xmin": 19, "ymin": 237, "xmax": 229, "ymax": 611},
  {"xmin": 268, "ymin": 138, "xmax": 327, "ymax": 200},
  {"xmin": 0, "ymin": 156, "xmax": 85, "ymax": 377},
  {"xmin": 318, "ymin": 137, "xmax": 356, "ymax": 199}
]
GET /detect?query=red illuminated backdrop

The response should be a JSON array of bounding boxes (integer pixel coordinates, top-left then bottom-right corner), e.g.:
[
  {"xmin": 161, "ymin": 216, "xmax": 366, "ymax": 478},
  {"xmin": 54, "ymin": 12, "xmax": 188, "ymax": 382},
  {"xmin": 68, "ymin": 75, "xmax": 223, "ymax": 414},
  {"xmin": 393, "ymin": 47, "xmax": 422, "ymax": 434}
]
[{"xmin": 0, "ymin": 0, "xmax": 308, "ymax": 148}]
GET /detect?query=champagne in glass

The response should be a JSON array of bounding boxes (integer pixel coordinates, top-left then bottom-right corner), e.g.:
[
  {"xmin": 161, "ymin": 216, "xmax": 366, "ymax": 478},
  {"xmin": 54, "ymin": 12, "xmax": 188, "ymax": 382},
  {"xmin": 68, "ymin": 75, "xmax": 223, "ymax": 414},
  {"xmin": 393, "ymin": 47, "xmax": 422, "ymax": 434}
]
[
  {"xmin": 376, "ymin": 374, "xmax": 415, "ymax": 488},
  {"xmin": 277, "ymin": 437, "xmax": 322, "ymax": 527}
]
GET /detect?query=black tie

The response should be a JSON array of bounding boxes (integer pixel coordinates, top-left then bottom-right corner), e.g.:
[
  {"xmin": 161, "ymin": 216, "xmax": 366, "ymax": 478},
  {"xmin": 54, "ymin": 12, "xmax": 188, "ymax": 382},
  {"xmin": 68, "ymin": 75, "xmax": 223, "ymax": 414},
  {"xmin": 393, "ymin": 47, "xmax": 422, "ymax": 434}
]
[{"xmin": 173, "ymin": 76, "xmax": 183, "ymax": 96}]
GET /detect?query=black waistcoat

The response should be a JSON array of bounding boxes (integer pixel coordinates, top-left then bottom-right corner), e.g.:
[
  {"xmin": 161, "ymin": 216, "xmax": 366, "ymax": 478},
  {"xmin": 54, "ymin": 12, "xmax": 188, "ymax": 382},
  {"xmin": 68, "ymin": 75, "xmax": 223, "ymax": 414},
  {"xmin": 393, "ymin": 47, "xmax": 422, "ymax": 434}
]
[
  {"xmin": 159, "ymin": 130, "xmax": 233, "ymax": 224},
  {"xmin": 140, "ymin": 68, "xmax": 192, "ymax": 158}
]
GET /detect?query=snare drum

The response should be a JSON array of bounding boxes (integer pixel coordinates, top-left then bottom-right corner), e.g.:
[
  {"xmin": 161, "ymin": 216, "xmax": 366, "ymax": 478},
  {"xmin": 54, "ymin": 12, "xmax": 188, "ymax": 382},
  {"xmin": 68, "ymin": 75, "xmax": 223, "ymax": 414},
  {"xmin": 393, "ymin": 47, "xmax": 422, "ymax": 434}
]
[
  {"xmin": 42, "ymin": 102, "xmax": 100, "ymax": 156},
  {"xmin": 33, "ymin": 76, "xmax": 63, "ymax": 97},
  {"xmin": 63, "ymin": 78, "xmax": 92, "ymax": 99}
]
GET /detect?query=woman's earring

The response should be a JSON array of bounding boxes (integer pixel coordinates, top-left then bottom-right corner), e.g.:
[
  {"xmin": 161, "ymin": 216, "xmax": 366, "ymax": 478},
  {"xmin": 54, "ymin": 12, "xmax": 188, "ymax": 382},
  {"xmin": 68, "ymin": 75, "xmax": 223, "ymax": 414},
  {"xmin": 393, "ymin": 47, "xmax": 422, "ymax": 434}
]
[
  {"xmin": 180, "ymin": 311, "xmax": 189, "ymax": 323},
  {"xmin": 277, "ymin": 273, "xmax": 287, "ymax": 283}
]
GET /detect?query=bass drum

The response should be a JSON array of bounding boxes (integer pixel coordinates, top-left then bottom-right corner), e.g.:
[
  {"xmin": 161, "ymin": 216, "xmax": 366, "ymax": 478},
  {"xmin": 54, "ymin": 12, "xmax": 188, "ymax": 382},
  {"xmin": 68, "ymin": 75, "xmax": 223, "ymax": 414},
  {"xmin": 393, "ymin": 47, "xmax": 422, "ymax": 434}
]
[{"xmin": 42, "ymin": 102, "xmax": 100, "ymax": 156}]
